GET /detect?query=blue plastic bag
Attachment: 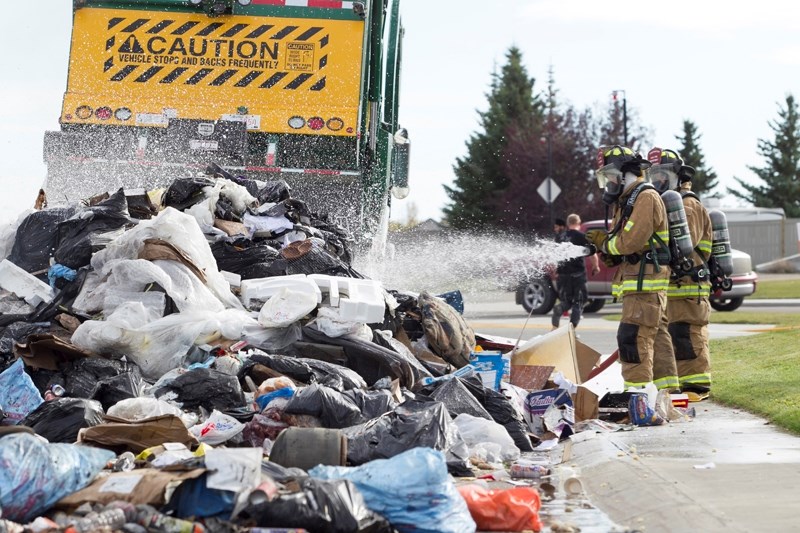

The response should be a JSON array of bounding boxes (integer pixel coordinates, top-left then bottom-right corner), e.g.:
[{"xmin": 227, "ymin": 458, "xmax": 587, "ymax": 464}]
[
  {"xmin": 309, "ymin": 447, "xmax": 476, "ymax": 533},
  {"xmin": 0, "ymin": 359, "xmax": 43, "ymax": 425},
  {"xmin": 0, "ymin": 432, "xmax": 114, "ymax": 522},
  {"xmin": 255, "ymin": 386, "xmax": 295, "ymax": 411}
]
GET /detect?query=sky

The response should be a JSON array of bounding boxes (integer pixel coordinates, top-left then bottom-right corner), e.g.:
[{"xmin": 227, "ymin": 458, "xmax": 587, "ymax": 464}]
[{"xmin": 1, "ymin": 0, "xmax": 798, "ymax": 225}]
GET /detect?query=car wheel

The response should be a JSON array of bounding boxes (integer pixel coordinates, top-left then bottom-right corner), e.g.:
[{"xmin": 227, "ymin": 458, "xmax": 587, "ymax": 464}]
[
  {"xmin": 518, "ymin": 278, "xmax": 556, "ymax": 314},
  {"xmin": 710, "ymin": 297, "xmax": 744, "ymax": 312},
  {"xmin": 583, "ymin": 298, "xmax": 606, "ymax": 313}
]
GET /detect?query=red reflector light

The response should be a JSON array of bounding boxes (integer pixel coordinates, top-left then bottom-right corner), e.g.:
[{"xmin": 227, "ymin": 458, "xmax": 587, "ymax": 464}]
[
  {"xmin": 307, "ymin": 117, "xmax": 324, "ymax": 130},
  {"xmin": 95, "ymin": 107, "xmax": 113, "ymax": 120}
]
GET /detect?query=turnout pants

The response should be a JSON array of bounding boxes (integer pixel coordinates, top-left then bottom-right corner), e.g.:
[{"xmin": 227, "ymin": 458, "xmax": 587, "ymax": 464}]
[
  {"xmin": 617, "ymin": 291, "xmax": 667, "ymax": 389},
  {"xmin": 652, "ymin": 310, "xmax": 680, "ymax": 391},
  {"xmin": 668, "ymin": 297, "xmax": 711, "ymax": 390}
]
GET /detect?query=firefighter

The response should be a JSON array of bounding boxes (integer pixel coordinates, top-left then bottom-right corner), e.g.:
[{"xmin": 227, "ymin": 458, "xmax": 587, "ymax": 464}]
[
  {"xmin": 647, "ymin": 148, "xmax": 713, "ymax": 397},
  {"xmin": 585, "ymin": 146, "xmax": 674, "ymax": 390}
]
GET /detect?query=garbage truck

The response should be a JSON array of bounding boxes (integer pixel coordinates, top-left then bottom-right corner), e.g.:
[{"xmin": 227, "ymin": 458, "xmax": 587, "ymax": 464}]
[{"xmin": 43, "ymin": 0, "xmax": 410, "ymax": 242}]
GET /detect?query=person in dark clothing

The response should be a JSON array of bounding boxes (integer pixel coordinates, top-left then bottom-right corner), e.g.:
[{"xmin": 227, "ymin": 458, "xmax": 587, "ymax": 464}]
[
  {"xmin": 552, "ymin": 213, "xmax": 600, "ymax": 329},
  {"xmin": 553, "ymin": 218, "xmax": 566, "ymax": 239}
]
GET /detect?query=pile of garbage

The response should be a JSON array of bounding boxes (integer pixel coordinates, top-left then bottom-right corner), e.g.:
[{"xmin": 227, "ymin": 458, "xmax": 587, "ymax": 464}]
[{"xmin": 1, "ymin": 168, "xmax": 553, "ymax": 532}]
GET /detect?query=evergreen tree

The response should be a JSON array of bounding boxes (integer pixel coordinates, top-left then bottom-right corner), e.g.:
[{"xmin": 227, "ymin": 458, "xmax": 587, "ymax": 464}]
[
  {"xmin": 675, "ymin": 120, "xmax": 719, "ymax": 197},
  {"xmin": 729, "ymin": 94, "xmax": 800, "ymax": 216},
  {"xmin": 443, "ymin": 47, "xmax": 543, "ymax": 229}
]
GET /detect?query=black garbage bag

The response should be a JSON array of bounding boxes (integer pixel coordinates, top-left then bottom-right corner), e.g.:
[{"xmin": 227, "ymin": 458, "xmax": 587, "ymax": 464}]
[
  {"xmin": 239, "ymin": 352, "xmax": 317, "ymax": 386},
  {"xmin": 25, "ymin": 268, "xmax": 90, "ymax": 323},
  {"xmin": 256, "ymin": 180, "xmax": 292, "ymax": 204},
  {"xmin": 458, "ymin": 376, "xmax": 534, "ymax": 452},
  {"xmin": 0, "ymin": 321, "xmax": 50, "ymax": 355},
  {"xmin": 240, "ymin": 352, "xmax": 368, "ymax": 390},
  {"xmin": 22, "ymin": 397, "xmax": 104, "ymax": 443},
  {"xmin": 53, "ymin": 189, "xmax": 132, "ymax": 269},
  {"xmin": 210, "ymin": 240, "xmax": 282, "ymax": 279},
  {"xmin": 162, "ymin": 176, "xmax": 215, "ymax": 211},
  {"xmin": 93, "ymin": 368, "xmax": 144, "ymax": 410},
  {"xmin": 343, "ymin": 397, "xmax": 471, "ymax": 475},
  {"xmin": 302, "ymin": 327, "xmax": 431, "ymax": 388},
  {"xmin": 342, "ymin": 388, "xmax": 397, "ymax": 421},
  {"xmin": 62, "ymin": 357, "xmax": 140, "ymax": 401},
  {"xmin": 236, "ymin": 477, "xmax": 392, "ymax": 533},
  {"xmin": 284, "ymin": 384, "xmax": 365, "ymax": 429},
  {"xmin": 427, "ymin": 377, "xmax": 493, "ymax": 421},
  {"xmin": 8, "ymin": 207, "xmax": 76, "ymax": 273},
  {"xmin": 158, "ymin": 368, "xmax": 245, "ymax": 411}
]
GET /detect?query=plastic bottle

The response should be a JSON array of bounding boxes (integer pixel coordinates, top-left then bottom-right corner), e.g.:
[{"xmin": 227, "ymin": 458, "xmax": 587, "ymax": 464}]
[
  {"xmin": 70, "ymin": 508, "xmax": 127, "ymax": 532},
  {"xmin": 510, "ymin": 461, "xmax": 551, "ymax": 479},
  {"xmin": 113, "ymin": 451, "xmax": 136, "ymax": 472},
  {"xmin": 136, "ymin": 507, "xmax": 206, "ymax": 533}
]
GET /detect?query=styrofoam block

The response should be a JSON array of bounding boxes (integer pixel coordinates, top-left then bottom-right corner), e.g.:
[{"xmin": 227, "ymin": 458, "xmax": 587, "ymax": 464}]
[
  {"xmin": 220, "ymin": 270, "xmax": 242, "ymax": 289},
  {"xmin": 336, "ymin": 278, "xmax": 386, "ymax": 323},
  {"xmin": 240, "ymin": 274, "xmax": 321, "ymax": 307},
  {"xmin": 307, "ymin": 274, "xmax": 340, "ymax": 306},
  {"xmin": 0, "ymin": 259, "xmax": 54, "ymax": 307}
]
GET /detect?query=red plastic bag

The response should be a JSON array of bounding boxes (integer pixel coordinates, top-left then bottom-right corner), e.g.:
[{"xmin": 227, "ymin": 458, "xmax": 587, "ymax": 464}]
[{"xmin": 457, "ymin": 484, "xmax": 542, "ymax": 532}]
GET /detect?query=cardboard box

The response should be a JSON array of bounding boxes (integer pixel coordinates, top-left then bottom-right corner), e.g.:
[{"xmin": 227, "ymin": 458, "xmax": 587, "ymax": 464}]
[
  {"xmin": 509, "ymin": 324, "xmax": 600, "ymax": 384},
  {"xmin": 573, "ymin": 386, "xmax": 599, "ymax": 422},
  {"xmin": 469, "ymin": 350, "xmax": 509, "ymax": 390}
]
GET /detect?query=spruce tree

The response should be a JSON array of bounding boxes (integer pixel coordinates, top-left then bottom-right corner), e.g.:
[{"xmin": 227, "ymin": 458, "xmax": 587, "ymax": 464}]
[
  {"xmin": 443, "ymin": 47, "xmax": 543, "ymax": 229},
  {"xmin": 675, "ymin": 120, "xmax": 719, "ymax": 197},
  {"xmin": 729, "ymin": 94, "xmax": 800, "ymax": 216}
]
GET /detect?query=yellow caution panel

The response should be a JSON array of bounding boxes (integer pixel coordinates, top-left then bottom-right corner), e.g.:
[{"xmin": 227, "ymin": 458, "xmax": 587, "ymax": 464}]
[{"xmin": 62, "ymin": 8, "xmax": 365, "ymax": 135}]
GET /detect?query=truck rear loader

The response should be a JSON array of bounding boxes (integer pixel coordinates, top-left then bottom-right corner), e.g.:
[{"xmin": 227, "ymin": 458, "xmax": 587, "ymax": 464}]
[{"xmin": 44, "ymin": 0, "xmax": 410, "ymax": 243}]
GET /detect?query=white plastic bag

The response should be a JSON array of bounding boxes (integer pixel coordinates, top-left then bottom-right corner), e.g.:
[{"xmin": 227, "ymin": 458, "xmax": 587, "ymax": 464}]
[
  {"xmin": 258, "ymin": 286, "xmax": 318, "ymax": 327},
  {"xmin": 189, "ymin": 409, "xmax": 244, "ymax": 445},
  {"xmin": 71, "ymin": 304, "xmax": 239, "ymax": 380},
  {"xmin": 90, "ymin": 207, "xmax": 242, "ymax": 310},
  {"xmin": 453, "ymin": 413, "xmax": 521, "ymax": 462}
]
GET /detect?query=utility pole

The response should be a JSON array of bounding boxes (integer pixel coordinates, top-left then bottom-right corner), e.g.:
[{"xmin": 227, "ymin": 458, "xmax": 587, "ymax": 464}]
[
  {"xmin": 547, "ymin": 135, "xmax": 553, "ymax": 229},
  {"xmin": 613, "ymin": 90, "xmax": 628, "ymax": 146}
]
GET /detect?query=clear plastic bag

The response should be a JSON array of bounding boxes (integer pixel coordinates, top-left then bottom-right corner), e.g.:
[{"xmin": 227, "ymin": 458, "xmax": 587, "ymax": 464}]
[
  {"xmin": 0, "ymin": 359, "xmax": 43, "ymax": 425},
  {"xmin": 453, "ymin": 413, "xmax": 521, "ymax": 462},
  {"xmin": 0, "ymin": 433, "xmax": 114, "ymax": 523},
  {"xmin": 309, "ymin": 448, "xmax": 476, "ymax": 533}
]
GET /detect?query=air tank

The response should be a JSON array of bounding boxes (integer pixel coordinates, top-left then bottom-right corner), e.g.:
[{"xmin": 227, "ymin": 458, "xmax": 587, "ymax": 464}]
[
  {"xmin": 709, "ymin": 209, "xmax": 734, "ymax": 276},
  {"xmin": 661, "ymin": 190, "xmax": 694, "ymax": 259}
]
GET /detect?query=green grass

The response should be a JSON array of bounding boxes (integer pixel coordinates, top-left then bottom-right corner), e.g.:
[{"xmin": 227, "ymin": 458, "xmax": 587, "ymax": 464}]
[
  {"xmin": 603, "ymin": 311, "xmax": 800, "ymax": 433},
  {"xmin": 711, "ymin": 328, "xmax": 800, "ymax": 434},
  {"xmin": 751, "ymin": 279, "xmax": 800, "ymax": 299},
  {"xmin": 603, "ymin": 311, "xmax": 800, "ymax": 327}
]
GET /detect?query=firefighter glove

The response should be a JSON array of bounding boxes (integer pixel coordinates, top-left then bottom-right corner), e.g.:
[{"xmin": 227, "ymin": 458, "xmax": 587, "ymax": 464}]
[
  {"xmin": 601, "ymin": 253, "xmax": 621, "ymax": 268},
  {"xmin": 585, "ymin": 229, "xmax": 609, "ymax": 252}
]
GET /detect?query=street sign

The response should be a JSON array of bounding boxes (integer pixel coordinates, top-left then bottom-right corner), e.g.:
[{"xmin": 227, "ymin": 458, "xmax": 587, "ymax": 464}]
[{"xmin": 537, "ymin": 177, "xmax": 561, "ymax": 204}]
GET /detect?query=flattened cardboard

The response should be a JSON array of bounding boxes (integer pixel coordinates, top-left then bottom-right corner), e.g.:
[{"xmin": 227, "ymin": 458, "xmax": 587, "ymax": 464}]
[
  {"xmin": 573, "ymin": 386, "xmax": 599, "ymax": 422},
  {"xmin": 15, "ymin": 333, "xmax": 96, "ymax": 371},
  {"xmin": 509, "ymin": 324, "xmax": 600, "ymax": 385},
  {"xmin": 78, "ymin": 414, "xmax": 198, "ymax": 453},
  {"xmin": 57, "ymin": 468, "xmax": 205, "ymax": 510},
  {"xmin": 510, "ymin": 364, "xmax": 555, "ymax": 391}
]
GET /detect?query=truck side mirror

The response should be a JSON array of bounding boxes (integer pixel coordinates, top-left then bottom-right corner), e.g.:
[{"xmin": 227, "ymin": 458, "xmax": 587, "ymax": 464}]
[{"xmin": 391, "ymin": 128, "xmax": 410, "ymax": 199}]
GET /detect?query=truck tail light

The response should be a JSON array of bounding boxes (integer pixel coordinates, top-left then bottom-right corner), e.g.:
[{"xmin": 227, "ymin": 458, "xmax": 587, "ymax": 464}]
[
  {"xmin": 307, "ymin": 117, "xmax": 324, "ymax": 130},
  {"xmin": 95, "ymin": 107, "xmax": 113, "ymax": 120},
  {"xmin": 75, "ymin": 106, "xmax": 93, "ymax": 120},
  {"xmin": 288, "ymin": 116, "xmax": 305, "ymax": 129},
  {"xmin": 114, "ymin": 107, "xmax": 132, "ymax": 121},
  {"xmin": 326, "ymin": 118, "xmax": 344, "ymax": 131}
]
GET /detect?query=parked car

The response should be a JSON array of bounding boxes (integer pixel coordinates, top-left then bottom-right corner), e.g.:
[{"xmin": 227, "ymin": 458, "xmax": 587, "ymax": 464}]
[{"xmin": 516, "ymin": 220, "xmax": 758, "ymax": 313}]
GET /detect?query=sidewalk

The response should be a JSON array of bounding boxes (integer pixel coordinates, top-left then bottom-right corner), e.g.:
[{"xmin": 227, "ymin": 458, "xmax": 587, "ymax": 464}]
[{"xmin": 572, "ymin": 401, "xmax": 800, "ymax": 533}]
